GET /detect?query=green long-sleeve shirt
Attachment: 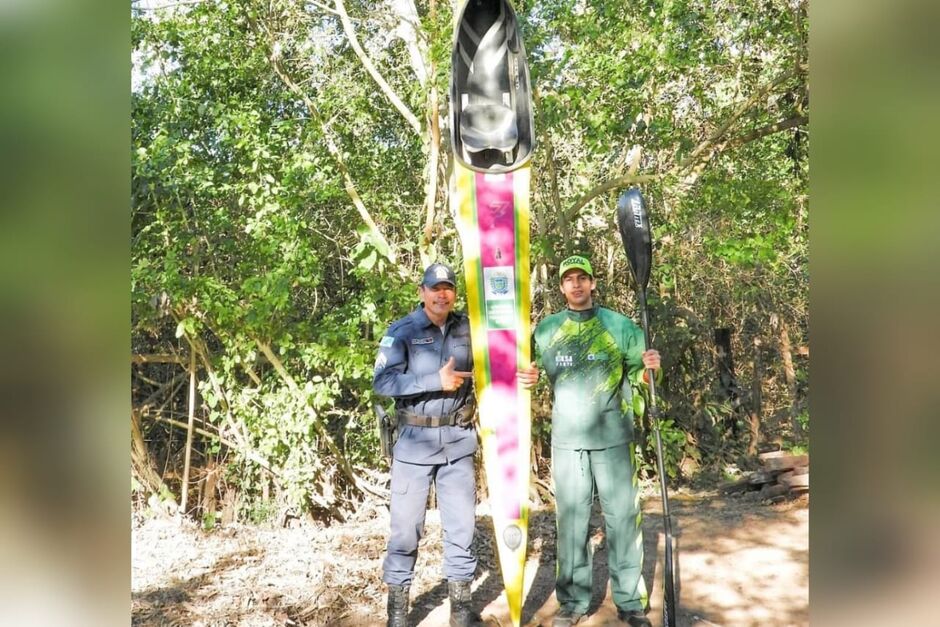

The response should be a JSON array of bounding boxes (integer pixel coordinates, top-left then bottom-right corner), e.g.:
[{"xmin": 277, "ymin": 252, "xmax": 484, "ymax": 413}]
[{"xmin": 534, "ymin": 305, "xmax": 647, "ymax": 450}]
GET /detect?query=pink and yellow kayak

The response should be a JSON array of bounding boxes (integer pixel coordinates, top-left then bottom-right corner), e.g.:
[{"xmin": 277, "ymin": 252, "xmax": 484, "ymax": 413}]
[{"xmin": 449, "ymin": 1, "xmax": 535, "ymax": 624}]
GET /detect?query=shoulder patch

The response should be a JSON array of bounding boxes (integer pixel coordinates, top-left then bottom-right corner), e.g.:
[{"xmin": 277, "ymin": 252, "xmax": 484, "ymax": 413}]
[
  {"xmin": 379, "ymin": 336, "xmax": 395, "ymax": 348},
  {"xmin": 411, "ymin": 337, "xmax": 435, "ymax": 345}
]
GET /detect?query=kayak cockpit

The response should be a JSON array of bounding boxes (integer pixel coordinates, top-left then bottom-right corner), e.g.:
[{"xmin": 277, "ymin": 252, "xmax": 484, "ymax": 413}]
[{"xmin": 450, "ymin": 0, "xmax": 534, "ymax": 172}]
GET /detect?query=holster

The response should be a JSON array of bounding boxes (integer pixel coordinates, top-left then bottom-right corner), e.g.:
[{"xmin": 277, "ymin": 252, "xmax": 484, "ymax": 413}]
[
  {"xmin": 373, "ymin": 402, "xmax": 398, "ymax": 458},
  {"xmin": 454, "ymin": 402, "xmax": 476, "ymax": 427}
]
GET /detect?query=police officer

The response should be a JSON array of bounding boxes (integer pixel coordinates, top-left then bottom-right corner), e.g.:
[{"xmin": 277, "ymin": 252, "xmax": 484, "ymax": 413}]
[{"xmin": 373, "ymin": 262, "xmax": 482, "ymax": 627}]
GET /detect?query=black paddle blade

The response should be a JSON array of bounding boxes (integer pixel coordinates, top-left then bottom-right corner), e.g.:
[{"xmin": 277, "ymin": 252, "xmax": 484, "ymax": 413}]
[
  {"xmin": 616, "ymin": 188, "xmax": 652, "ymax": 292},
  {"xmin": 450, "ymin": 0, "xmax": 535, "ymax": 173}
]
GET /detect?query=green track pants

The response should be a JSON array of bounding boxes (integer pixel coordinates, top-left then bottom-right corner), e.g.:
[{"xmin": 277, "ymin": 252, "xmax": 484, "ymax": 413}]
[{"xmin": 552, "ymin": 443, "xmax": 648, "ymax": 614}]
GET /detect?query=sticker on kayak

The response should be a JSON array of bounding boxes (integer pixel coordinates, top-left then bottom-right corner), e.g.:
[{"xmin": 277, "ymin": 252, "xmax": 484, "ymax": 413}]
[
  {"xmin": 483, "ymin": 266, "xmax": 515, "ymax": 329},
  {"xmin": 503, "ymin": 524, "xmax": 523, "ymax": 551}
]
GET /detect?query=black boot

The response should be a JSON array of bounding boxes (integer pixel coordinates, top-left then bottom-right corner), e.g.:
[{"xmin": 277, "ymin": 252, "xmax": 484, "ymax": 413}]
[
  {"xmin": 448, "ymin": 580, "xmax": 482, "ymax": 627},
  {"xmin": 387, "ymin": 584, "xmax": 410, "ymax": 627},
  {"xmin": 616, "ymin": 608, "xmax": 652, "ymax": 627}
]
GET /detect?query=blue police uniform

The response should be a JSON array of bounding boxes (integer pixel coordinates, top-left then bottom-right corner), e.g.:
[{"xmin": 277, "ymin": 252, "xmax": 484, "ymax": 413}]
[{"xmin": 373, "ymin": 303, "xmax": 478, "ymax": 586}]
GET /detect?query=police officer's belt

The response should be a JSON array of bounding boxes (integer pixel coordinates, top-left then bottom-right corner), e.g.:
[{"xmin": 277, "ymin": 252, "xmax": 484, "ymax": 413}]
[{"xmin": 397, "ymin": 406, "xmax": 474, "ymax": 428}]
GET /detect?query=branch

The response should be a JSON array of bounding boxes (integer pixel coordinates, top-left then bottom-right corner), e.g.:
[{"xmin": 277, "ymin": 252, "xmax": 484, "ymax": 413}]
[
  {"xmin": 560, "ymin": 63, "xmax": 807, "ymax": 224},
  {"xmin": 141, "ymin": 410, "xmax": 281, "ymax": 478},
  {"xmin": 268, "ymin": 53, "xmax": 397, "ymax": 263},
  {"xmin": 334, "ymin": 0, "xmax": 422, "ymax": 135},
  {"xmin": 728, "ymin": 114, "xmax": 808, "ymax": 147},
  {"xmin": 561, "ymin": 173, "xmax": 662, "ymax": 226},
  {"xmin": 136, "ymin": 370, "xmax": 188, "ymax": 408},
  {"xmin": 133, "ymin": 353, "xmax": 186, "ymax": 364},
  {"xmin": 179, "ymin": 327, "xmax": 252, "ymax": 451},
  {"xmin": 389, "ymin": 0, "xmax": 428, "ymax": 86},
  {"xmin": 133, "ymin": 0, "xmax": 208, "ymax": 11},
  {"xmin": 677, "ymin": 64, "xmax": 806, "ymax": 171},
  {"xmin": 419, "ymin": 0, "xmax": 440, "ymax": 267},
  {"xmin": 304, "ymin": 0, "xmax": 340, "ymax": 16},
  {"xmin": 255, "ymin": 340, "xmax": 365, "ymax": 494}
]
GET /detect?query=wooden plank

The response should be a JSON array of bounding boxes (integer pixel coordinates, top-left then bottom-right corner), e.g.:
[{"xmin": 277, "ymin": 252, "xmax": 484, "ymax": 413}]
[
  {"xmin": 778, "ymin": 466, "xmax": 810, "ymax": 483},
  {"xmin": 760, "ymin": 454, "xmax": 809, "ymax": 471},
  {"xmin": 780, "ymin": 473, "xmax": 809, "ymax": 488},
  {"xmin": 748, "ymin": 471, "xmax": 777, "ymax": 485}
]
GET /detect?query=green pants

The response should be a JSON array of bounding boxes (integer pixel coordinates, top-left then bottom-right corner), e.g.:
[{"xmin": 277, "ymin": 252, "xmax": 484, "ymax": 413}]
[{"xmin": 552, "ymin": 444, "xmax": 648, "ymax": 613}]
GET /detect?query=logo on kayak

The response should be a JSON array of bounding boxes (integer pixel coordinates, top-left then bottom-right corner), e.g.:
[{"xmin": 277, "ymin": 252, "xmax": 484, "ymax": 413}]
[
  {"xmin": 503, "ymin": 524, "xmax": 522, "ymax": 550},
  {"xmin": 483, "ymin": 266, "xmax": 515, "ymax": 329},
  {"xmin": 489, "ymin": 271, "xmax": 510, "ymax": 295},
  {"xmin": 490, "ymin": 200, "xmax": 510, "ymax": 217}
]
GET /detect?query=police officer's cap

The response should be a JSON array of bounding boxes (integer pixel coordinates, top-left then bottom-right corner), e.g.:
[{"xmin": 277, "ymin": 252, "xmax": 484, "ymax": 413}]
[{"xmin": 421, "ymin": 263, "xmax": 456, "ymax": 288}]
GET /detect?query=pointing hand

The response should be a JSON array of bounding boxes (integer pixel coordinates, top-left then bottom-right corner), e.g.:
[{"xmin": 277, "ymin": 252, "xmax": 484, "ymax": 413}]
[{"xmin": 440, "ymin": 356, "xmax": 472, "ymax": 392}]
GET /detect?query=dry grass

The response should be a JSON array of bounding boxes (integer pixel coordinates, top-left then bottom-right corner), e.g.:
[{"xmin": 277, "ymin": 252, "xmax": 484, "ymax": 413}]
[{"xmin": 132, "ymin": 488, "xmax": 808, "ymax": 626}]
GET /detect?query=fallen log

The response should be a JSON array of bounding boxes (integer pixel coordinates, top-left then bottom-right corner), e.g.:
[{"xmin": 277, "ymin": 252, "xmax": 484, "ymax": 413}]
[
  {"xmin": 780, "ymin": 473, "xmax": 809, "ymax": 488},
  {"xmin": 778, "ymin": 466, "xmax": 809, "ymax": 482},
  {"xmin": 759, "ymin": 453, "xmax": 809, "ymax": 471},
  {"xmin": 748, "ymin": 471, "xmax": 778, "ymax": 485}
]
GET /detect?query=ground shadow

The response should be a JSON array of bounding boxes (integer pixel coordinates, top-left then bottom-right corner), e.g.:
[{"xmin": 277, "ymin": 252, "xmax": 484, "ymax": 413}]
[
  {"xmin": 132, "ymin": 548, "xmax": 260, "ymax": 626},
  {"xmin": 519, "ymin": 509, "xmax": 559, "ymax": 622},
  {"xmin": 408, "ymin": 509, "xmax": 558, "ymax": 626}
]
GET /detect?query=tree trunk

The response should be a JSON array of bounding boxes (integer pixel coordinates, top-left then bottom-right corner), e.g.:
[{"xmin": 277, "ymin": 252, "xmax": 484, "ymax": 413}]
[
  {"xmin": 131, "ymin": 409, "xmax": 168, "ymax": 496},
  {"xmin": 714, "ymin": 327, "xmax": 741, "ymax": 434},
  {"xmin": 180, "ymin": 349, "xmax": 197, "ymax": 514},
  {"xmin": 201, "ymin": 458, "xmax": 218, "ymax": 521},
  {"xmin": 747, "ymin": 338, "xmax": 763, "ymax": 456},
  {"xmin": 778, "ymin": 323, "xmax": 802, "ymax": 436}
]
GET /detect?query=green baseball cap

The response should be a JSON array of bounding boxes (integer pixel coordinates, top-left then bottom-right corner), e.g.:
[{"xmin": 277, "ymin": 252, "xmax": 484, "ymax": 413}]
[{"xmin": 559, "ymin": 255, "xmax": 594, "ymax": 279}]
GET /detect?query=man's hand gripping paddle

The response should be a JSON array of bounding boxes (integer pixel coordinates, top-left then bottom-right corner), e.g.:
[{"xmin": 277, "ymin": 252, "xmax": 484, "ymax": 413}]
[{"xmin": 617, "ymin": 188, "xmax": 679, "ymax": 627}]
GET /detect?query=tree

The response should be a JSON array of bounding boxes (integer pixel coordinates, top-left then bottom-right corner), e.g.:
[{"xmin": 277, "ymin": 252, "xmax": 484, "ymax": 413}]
[{"xmin": 132, "ymin": 0, "xmax": 808, "ymax": 518}]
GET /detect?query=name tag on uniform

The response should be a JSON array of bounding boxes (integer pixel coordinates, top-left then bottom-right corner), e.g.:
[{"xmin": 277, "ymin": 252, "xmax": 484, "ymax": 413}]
[{"xmin": 411, "ymin": 337, "xmax": 434, "ymax": 345}]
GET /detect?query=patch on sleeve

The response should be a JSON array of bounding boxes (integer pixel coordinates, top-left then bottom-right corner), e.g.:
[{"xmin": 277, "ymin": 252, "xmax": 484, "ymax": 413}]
[
  {"xmin": 374, "ymin": 353, "xmax": 388, "ymax": 370},
  {"xmin": 379, "ymin": 336, "xmax": 395, "ymax": 348}
]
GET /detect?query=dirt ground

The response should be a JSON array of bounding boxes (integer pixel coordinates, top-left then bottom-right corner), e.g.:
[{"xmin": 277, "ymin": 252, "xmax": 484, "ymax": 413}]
[{"xmin": 132, "ymin": 485, "xmax": 808, "ymax": 627}]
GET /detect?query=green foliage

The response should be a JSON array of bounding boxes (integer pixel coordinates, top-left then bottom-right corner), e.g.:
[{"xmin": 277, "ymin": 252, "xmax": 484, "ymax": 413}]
[
  {"xmin": 788, "ymin": 444, "xmax": 808, "ymax": 456},
  {"xmin": 636, "ymin": 418, "xmax": 686, "ymax": 481},
  {"xmin": 132, "ymin": 0, "xmax": 808, "ymax": 516},
  {"xmin": 202, "ymin": 511, "xmax": 218, "ymax": 531},
  {"xmin": 240, "ymin": 497, "xmax": 278, "ymax": 526},
  {"xmin": 797, "ymin": 410, "xmax": 809, "ymax": 433}
]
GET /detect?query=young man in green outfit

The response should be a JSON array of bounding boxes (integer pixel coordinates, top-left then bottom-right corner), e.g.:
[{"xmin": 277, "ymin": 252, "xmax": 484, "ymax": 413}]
[{"xmin": 517, "ymin": 255, "xmax": 660, "ymax": 627}]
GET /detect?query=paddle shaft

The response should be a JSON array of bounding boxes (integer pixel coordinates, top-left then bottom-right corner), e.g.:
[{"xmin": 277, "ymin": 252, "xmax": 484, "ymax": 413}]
[
  {"xmin": 637, "ymin": 289, "xmax": 671, "ymax": 524},
  {"xmin": 637, "ymin": 289, "xmax": 678, "ymax": 626}
]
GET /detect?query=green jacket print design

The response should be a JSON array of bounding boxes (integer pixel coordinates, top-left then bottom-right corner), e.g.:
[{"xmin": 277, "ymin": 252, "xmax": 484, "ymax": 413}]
[{"xmin": 534, "ymin": 306, "xmax": 648, "ymax": 450}]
